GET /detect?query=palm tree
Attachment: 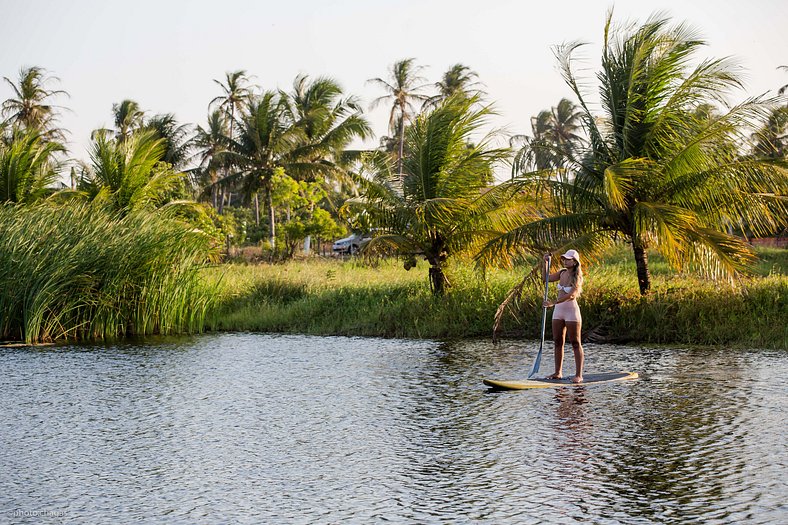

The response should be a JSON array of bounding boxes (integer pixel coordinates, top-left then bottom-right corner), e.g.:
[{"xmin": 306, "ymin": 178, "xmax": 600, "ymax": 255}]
[
  {"xmin": 79, "ymin": 130, "xmax": 185, "ymax": 213},
  {"xmin": 284, "ymin": 75, "xmax": 373, "ymax": 178},
  {"xmin": 190, "ymin": 110, "xmax": 228, "ymax": 207},
  {"xmin": 111, "ymin": 99, "xmax": 145, "ymax": 142},
  {"xmin": 210, "ymin": 70, "xmax": 253, "ymax": 139},
  {"xmin": 342, "ymin": 94, "xmax": 510, "ymax": 295},
  {"xmin": 282, "ymin": 75, "xmax": 372, "ymax": 247},
  {"xmin": 2, "ymin": 66, "xmax": 67, "ymax": 140},
  {"xmin": 210, "ymin": 70, "xmax": 254, "ymax": 211},
  {"xmin": 368, "ymin": 58, "xmax": 429, "ymax": 179},
  {"xmin": 423, "ymin": 63, "xmax": 483, "ymax": 109},
  {"xmin": 752, "ymin": 106, "xmax": 788, "ymax": 159},
  {"xmin": 219, "ymin": 91, "xmax": 299, "ymax": 246},
  {"xmin": 480, "ymin": 12, "xmax": 788, "ymax": 295},
  {"xmin": 0, "ymin": 128, "xmax": 64, "ymax": 203},
  {"xmin": 145, "ymin": 113, "xmax": 192, "ymax": 170},
  {"xmin": 511, "ymin": 98, "xmax": 585, "ymax": 175}
]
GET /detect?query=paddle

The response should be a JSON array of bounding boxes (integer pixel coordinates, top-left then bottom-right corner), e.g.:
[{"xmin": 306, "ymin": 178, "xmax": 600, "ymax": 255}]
[{"xmin": 527, "ymin": 254, "xmax": 551, "ymax": 379}]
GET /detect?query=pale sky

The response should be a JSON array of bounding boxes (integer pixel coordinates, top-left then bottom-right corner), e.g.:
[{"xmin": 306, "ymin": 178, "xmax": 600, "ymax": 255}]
[{"xmin": 2, "ymin": 0, "xmax": 787, "ymax": 165}]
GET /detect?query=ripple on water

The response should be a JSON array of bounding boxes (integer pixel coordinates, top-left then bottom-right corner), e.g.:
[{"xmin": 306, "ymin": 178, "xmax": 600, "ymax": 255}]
[{"xmin": 0, "ymin": 335, "xmax": 786, "ymax": 524}]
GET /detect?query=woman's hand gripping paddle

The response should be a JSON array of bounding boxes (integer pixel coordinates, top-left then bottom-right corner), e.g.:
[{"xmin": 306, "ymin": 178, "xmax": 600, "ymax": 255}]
[{"xmin": 528, "ymin": 255, "xmax": 551, "ymax": 379}]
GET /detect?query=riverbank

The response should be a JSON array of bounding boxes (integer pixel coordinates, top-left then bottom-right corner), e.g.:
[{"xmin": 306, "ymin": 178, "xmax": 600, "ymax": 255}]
[{"xmin": 206, "ymin": 247, "xmax": 787, "ymax": 349}]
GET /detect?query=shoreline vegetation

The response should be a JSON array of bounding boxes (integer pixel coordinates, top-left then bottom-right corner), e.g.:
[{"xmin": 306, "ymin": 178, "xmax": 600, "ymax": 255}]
[
  {"xmin": 206, "ymin": 246, "xmax": 787, "ymax": 350},
  {"xmin": 2, "ymin": 12, "xmax": 787, "ymax": 350}
]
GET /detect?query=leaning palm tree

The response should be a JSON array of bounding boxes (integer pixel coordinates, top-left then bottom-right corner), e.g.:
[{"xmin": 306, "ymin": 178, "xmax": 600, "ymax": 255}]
[
  {"xmin": 342, "ymin": 94, "xmax": 511, "ymax": 295},
  {"xmin": 0, "ymin": 127, "xmax": 64, "ymax": 203},
  {"xmin": 479, "ymin": 12, "xmax": 788, "ymax": 295},
  {"xmin": 2, "ymin": 66, "xmax": 67, "ymax": 140},
  {"xmin": 368, "ymin": 58, "xmax": 430, "ymax": 179},
  {"xmin": 423, "ymin": 63, "xmax": 484, "ymax": 109}
]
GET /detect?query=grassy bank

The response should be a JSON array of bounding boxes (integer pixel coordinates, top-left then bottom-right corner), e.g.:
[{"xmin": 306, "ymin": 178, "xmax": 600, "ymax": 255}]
[{"xmin": 207, "ymin": 247, "xmax": 787, "ymax": 349}]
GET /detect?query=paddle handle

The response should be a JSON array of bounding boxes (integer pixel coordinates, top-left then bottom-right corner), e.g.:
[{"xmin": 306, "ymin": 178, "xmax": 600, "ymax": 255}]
[{"xmin": 528, "ymin": 254, "xmax": 551, "ymax": 378}]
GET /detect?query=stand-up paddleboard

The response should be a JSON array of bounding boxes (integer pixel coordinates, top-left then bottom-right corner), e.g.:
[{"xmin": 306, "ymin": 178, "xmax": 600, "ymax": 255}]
[{"xmin": 483, "ymin": 371, "xmax": 638, "ymax": 390}]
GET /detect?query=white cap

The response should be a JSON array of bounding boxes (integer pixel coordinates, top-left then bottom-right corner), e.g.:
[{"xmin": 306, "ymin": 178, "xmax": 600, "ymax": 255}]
[{"xmin": 561, "ymin": 249, "xmax": 580, "ymax": 262}]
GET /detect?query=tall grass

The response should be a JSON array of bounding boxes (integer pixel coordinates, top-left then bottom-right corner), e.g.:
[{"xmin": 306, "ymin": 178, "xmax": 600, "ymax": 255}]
[
  {"xmin": 206, "ymin": 248, "xmax": 787, "ymax": 349},
  {"xmin": 0, "ymin": 203, "xmax": 218, "ymax": 343}
]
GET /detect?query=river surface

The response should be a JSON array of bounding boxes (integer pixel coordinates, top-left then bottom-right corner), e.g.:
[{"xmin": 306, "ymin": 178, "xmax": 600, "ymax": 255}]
[{"xmin": 0, "ymin": 334, "xmax": 785, "ymax": 524}]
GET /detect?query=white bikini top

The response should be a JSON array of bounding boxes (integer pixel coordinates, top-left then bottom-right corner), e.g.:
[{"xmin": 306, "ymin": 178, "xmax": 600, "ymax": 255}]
[{"xmin": 556, "ymin": 269, "xmax": 574, "ymax": 294}]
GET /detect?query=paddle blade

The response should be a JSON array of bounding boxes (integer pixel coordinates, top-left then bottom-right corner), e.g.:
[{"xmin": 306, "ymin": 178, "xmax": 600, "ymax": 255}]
[{"xmin": 527, "ymin": 348, "xmax": 542, "ymax": 378}]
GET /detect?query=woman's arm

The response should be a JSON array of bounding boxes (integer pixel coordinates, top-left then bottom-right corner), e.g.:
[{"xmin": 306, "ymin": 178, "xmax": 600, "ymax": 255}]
[{"xmin": 542, "ymin": 254, "xmax": 562, "ymax": 282}]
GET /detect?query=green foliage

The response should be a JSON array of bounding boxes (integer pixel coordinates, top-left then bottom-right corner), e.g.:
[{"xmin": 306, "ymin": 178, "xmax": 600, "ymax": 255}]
[
  {"xmin": 0, "ymin": 127, "xmax": 64, "ymax": 203},
  {"xmin": 2, "ymin": 66, "xmax": 67, "ymax": 139},
  {"xmin": 76, "ymin": 129, "xmax": 190, "ymax": 213},
  {"xmin": 344, "ymin": 94, "xmax": 510, "ymax": 294},
  {"xmin": 0, "ymin": 202, "xmax": 219, "ymax": 343},
  {"xmin": 205, "ymin": 250, "xmax": 787, "ymax": 349},
  {"xmin": 482, "ymin": 12, "xmax": 788, "ymax": 294}
]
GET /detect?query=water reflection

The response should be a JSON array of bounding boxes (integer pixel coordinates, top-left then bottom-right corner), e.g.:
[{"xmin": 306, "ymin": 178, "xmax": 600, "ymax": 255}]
[{"xmin": 0, "ymin": 335, "xmax": 784, "ymax": 524}]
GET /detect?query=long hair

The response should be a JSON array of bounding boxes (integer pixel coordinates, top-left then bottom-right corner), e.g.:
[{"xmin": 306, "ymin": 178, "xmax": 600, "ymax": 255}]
[{"xmin": 561, "ymin": 260, "xmax": 584, "ymax": 295}]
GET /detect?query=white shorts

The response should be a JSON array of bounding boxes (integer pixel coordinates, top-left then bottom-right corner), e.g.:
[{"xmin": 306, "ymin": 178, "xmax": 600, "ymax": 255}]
[{"xmin": 553, "ymin": 300, "xmax": 582, "ymax": 323}]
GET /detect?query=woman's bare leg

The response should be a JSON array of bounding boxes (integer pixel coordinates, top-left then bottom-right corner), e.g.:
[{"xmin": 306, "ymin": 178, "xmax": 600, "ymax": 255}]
[
  {"xmin": 566, "ymin": 321, "xmax": 584, "ymax": 383},
  {"xmin": 548, "ymin": 319, "xmax": 566, "ymax": 379}
]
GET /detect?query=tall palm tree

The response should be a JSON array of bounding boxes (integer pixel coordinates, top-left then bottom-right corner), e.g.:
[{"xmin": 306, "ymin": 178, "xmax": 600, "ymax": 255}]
[
  {"xmin": 1, "ymin": 66, "xmax": 67, "ymax": 140},
  {"xmin": 210, "ymin": 70, "xmax": 253, "ymax": 140},
  {"xmin": 0, "ymin": 128, "xmax": 64, "ymax": 203},
  {"xmin": 480, "ymin": 12, "xmax": 788, "ymax": 294},
  {"xmin": 368, "ymin": 58, "xmax": 429, "ymax": 179},
  {"xmin": 423, "ymin": 63, "xmax": 483, "ymax": 109},
  {"xmin": 210, "ymin": 70, "xmax": 254, "ymax": 211},
  {"xmin": 342, "ymin": 94, "xmax": 510, "ymax": 295},
  {"xmin": 190, "ymin": 110, "xmax": 228, "ymax": 207},
  {"xmin": 219, "ymin": 91, "xmax": 299, "ymax": 245},
  {"xmin": 282, "ymin": 75, "xmax": 372, "ymax": 245}
]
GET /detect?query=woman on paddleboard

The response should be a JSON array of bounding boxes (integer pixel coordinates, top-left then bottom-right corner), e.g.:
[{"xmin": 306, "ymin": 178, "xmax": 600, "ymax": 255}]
[{"xmin": 542, "ymin": 249, "xmax": 584, "ymax": 383}]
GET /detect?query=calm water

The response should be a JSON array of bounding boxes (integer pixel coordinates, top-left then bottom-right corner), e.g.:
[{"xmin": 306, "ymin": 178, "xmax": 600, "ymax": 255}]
[{"xmin": 0, "ymin": 334, "xmax": 785, "ymax": 524}]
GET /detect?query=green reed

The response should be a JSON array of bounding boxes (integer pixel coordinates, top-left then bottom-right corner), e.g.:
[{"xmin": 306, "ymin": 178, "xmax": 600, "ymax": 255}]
[{"xmin": 0, "ymin": 203, "xmax": 218, "ymax": 343}]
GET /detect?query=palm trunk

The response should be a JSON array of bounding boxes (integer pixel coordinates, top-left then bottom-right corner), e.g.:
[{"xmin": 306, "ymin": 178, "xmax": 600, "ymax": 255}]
[
  {"xmin": 218, "ymin": 186, "xmax": 225, "ymax": 214},
  {"xmin": 429, "ymin": 265, "xmax": 446, "ymax": 296},
  {"xmin": 254, "ymin": 193, "xmax": 260, "ymax": 226},
  {"xmin": 633, "ymin": 244, "xmax": 651, "ymax": 295},
  {"xmin": 267, "ymin": 185, "xmax": 276, "ymax": 249},
  {"xmin": 397, "ymin": 115, "xmax": 405, "ymax": 183}
]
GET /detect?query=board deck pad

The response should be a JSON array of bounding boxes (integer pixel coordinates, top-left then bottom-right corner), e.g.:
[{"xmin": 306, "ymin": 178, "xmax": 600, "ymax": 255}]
[{"xmin": 483, "ymin": 371, "xmax": 638, "ymax": 390}]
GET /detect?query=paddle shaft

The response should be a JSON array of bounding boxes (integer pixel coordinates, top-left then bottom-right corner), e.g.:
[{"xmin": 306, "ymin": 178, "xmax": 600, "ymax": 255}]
[{"xmin": 528, "ymin": 255, "xmax": 551, "ymax": 378}]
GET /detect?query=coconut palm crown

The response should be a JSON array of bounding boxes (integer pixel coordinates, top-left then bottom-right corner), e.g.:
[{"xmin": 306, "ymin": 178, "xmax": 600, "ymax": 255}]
[{"xmin": 343, "ymin": 94, "xmax": 510, "ymax": 295}]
